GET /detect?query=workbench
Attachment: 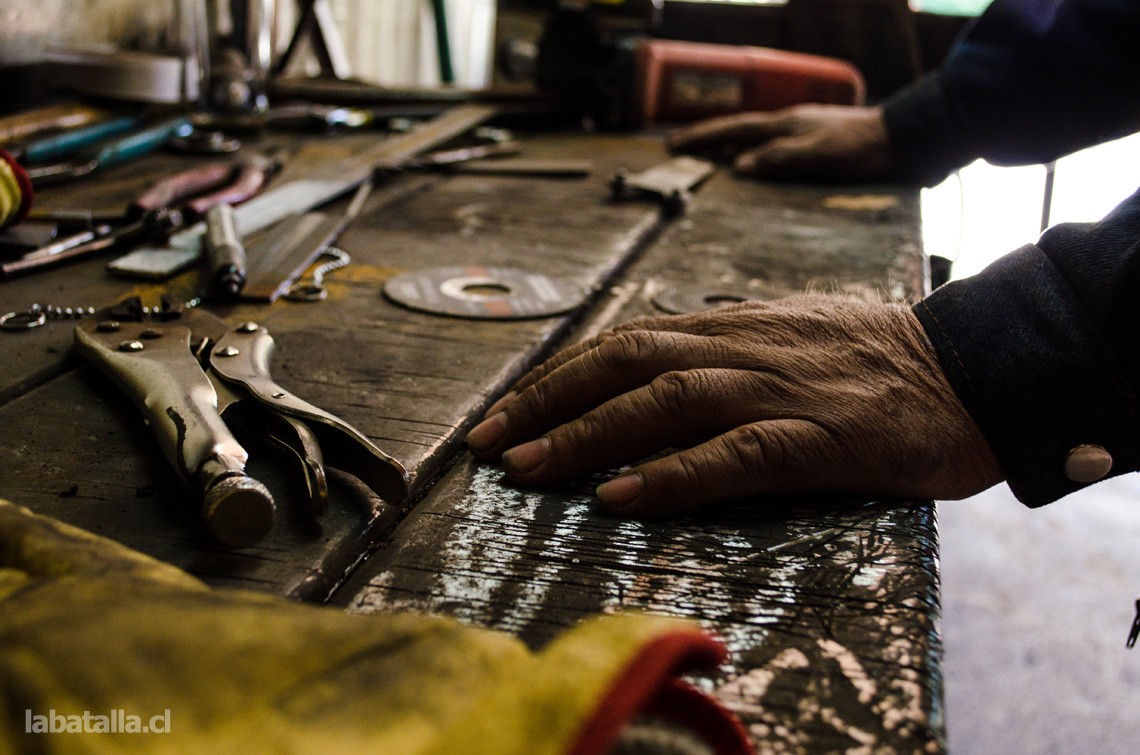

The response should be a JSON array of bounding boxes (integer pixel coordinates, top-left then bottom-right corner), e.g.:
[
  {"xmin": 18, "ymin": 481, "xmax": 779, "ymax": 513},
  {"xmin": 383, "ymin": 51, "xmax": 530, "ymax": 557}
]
[{"xmin": 0, "ymin": 127, "xmax": 940, "ymax": 752}]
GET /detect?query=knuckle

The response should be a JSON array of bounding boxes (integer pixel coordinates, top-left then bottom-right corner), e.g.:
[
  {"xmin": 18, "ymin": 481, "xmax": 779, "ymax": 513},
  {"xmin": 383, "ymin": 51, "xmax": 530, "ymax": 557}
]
[
  {"xmin": 512, "ymin": 381, "xmax": 551, "ymax": 426},
  {"xmin": 724, "ymin": 424, "xmax": 789, "ymax": 477},
  {"xmin": 672, "ymin": 452, "xmax": 712, "ymax": 497},
  {"xmin": 569, "ymin": 411, "xmax": 609, "ymax": 451},
  {"xmin": 647, "ymin": 370, "xmax": 704, "ymax": 419},
  {"xmin": 594, "ymin": 330, "xmax": 657, "ymax": 370}
]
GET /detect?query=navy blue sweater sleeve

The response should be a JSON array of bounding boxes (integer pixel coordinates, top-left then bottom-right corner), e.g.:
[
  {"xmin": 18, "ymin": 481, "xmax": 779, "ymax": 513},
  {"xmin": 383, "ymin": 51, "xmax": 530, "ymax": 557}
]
[
  {"xmin": 915, "ymin": 187, "xmax": 1140, "ymax": 505},
  {"xmin": 882, "ymin": 0, "xmax": 1140, "ymax": 186},
  {"xmin": 882, "ymin": 0, "xmax": 1140, "ymax": 504}
]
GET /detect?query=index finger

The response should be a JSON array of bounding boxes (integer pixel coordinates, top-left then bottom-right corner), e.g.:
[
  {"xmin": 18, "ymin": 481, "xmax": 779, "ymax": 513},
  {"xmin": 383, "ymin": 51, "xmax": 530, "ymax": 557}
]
[
  {"xmin": 486, "ymin": 302, "xmax": 777, "ymax": 418},
  {"xmin": 482, "ymin": 314, "xmax": 679, "ymax": 417},
  {"xmin": 667, "ymin": 111, "xmax": 796, "ymax": 153}
]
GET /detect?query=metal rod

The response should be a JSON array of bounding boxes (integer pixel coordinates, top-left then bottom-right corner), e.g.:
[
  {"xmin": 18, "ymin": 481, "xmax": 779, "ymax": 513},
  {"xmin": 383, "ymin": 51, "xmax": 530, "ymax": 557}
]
[{"xmin": 432, "ymin": 0, "xmax": 455, "ymax": 85}]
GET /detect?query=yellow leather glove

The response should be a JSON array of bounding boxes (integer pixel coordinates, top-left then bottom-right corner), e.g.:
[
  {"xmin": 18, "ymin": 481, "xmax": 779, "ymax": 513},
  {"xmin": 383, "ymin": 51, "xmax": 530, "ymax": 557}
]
[{"xmin": 0, "ymin": 500, "xmax": 748, "ymax": 754}]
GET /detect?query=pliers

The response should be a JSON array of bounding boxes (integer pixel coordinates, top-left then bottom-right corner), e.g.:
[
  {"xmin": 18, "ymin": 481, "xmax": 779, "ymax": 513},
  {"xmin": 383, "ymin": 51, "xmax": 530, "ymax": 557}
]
[
  {"xmin": 126, "ymin": 150, "xmax": 282, "ymax": 221},
  {"xmin": 3, "ymin": 151, "xmax": 280, "ymax": 278},
  {"xmin": 74, "ymin": 301, "xmax": 408, "ymax": 547}
]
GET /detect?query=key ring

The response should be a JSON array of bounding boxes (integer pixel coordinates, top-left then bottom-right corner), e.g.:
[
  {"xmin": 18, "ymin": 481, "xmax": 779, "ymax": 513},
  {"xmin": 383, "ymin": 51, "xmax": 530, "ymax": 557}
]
[
  {"xmin": 1, "ymin": 298, "xmax": 199, "ymax": 332},
  {"xmin": 0, "ymin": 308, "xmax": 48, "ymax": 330},
  {"xmin": 285, "ymin": 247, "xmax": 352, "ymax": 303},
  {"xmin": 0, "ymin": 304, "xmax": 94, "ymax": 331}
]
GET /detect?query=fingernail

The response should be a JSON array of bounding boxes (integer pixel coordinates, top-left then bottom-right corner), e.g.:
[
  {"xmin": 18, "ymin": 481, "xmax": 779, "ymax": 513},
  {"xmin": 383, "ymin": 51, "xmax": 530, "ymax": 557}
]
[
  {"xmin": 484, "ymin": 391, "xmax": 516, "ymax": 419},
  {"xmin": 466, "ymin": 412, "xmax": 507, "ymax": 451},
  {"xmin": 596, "ymin": 474, "xmax": 643, "ymax": 510},
  {"xmin": 734, "ymin": 154, "xmax": 756, "ymax": 173},
  {"xmin": 502, "ymin": 437, "xmax": 550, "ymax": 474}
]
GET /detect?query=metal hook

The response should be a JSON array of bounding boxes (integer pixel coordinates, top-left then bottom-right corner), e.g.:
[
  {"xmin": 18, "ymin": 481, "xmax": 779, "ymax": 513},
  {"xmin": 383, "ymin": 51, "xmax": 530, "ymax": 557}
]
[{"xmin": 285, "ymin": 246, "xmax": 351, "ymax": 303}]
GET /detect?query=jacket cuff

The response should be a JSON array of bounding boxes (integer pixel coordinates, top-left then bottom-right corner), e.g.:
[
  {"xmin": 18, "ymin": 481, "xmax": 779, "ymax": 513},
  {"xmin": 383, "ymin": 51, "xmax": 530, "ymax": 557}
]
[
  {"xmin": 881, "ymin": 73, "xmax": 978, "ymax": 188},
  {"xmin": 913, "ymin": 244, "xmax": 1140, "ymax": 505}
]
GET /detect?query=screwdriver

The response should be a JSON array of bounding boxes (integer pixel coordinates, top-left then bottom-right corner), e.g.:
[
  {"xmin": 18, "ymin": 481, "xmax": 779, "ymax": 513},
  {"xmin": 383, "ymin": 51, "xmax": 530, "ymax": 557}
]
[
  {"xmin": 25, "ymin": 117, "xmax": 192, "ymax": 187},
  {"xmin": 7, "ymin": 116, "xmax": 142, "ymax": 164}
]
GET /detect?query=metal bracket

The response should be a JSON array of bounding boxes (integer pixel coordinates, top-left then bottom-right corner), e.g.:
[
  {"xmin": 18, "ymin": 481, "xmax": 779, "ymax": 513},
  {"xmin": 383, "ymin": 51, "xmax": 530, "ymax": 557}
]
[{"xmin": 609, "ymin": 155, "xmax": 716, "ymax": 216}]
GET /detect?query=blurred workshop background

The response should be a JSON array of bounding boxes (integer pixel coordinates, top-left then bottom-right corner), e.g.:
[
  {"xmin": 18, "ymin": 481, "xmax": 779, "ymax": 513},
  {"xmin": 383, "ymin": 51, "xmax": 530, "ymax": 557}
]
[{"xmin": 1, "ymin": 1, "xmax": 1136, "ymax": 752}]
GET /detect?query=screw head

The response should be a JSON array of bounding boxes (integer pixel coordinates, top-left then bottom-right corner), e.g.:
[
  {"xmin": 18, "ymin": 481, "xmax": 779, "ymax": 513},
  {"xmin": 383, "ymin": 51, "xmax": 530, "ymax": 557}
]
[
  {"xmin": 96, "ymin": 321, "xmax": 121, "ymax": 332},
  {"xmin": 119, "ymin": 340, "xmax": 145, "ymax": 352},
  {"xmin": 237, "ymin": 322, "xmax": 259, "ymax": 333},
  {"xmin": 215, "ymin": 346, "xmax": 240, "ymax": 358}
]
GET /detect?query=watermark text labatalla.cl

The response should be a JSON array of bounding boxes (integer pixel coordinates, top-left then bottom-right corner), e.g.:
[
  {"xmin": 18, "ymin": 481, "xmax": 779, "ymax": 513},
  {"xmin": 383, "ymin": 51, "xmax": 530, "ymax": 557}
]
[{"xmin": 25, "ymin": 709, "xmax": 171, "ymax": 734}]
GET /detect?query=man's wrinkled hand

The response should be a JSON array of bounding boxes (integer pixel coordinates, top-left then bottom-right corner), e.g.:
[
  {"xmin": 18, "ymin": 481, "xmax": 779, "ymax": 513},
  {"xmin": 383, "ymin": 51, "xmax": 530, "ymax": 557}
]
[
  {"xmin": 465, "ymin": 297, "xmax": 1003, "ymax": 516},
  {"xmin": 668, "ymin": 105, "xmax": 903, "ymax": 182}
]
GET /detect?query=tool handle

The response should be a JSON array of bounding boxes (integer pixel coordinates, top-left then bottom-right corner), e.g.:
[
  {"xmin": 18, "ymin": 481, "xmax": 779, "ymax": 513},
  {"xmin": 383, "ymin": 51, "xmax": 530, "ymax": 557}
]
[
  {"xmin": 210, "ymin": 324, "xmax": 409, "ymax": 505},
  {"xmin": 204, "ymin": 204, "xmax": 247, "ymax": 297},
  {"xmin": 0, "ymin": 104, "xmax": 109, "ymax": 146},
  {"xmin": 74, "ymin": 319, "xmax": 274, "ymax": 546},
  {"xmin": 132, "ymin": 162, "xmax": 234, "ymax": 216},
  {"xmin": 412, "ymin": 140, "xmax": 520, "ymax": 168},
  {"xmin": 18, "ymin": 116, "xmax": 141, "ymax": 164},
  {"xmin": 184, "ymin": 159, "xmax": 271, "ymax": 217},
  {"xmin": 0, "ymin": 225, "xmax": 114, "ymax": 279},
  {"xmin": 91, "ymin": 117, "xmax": 193, "ymax": 170},
  {"xmin": 0, "ymin": 149, "xmax": 33, "ymax": 229}
]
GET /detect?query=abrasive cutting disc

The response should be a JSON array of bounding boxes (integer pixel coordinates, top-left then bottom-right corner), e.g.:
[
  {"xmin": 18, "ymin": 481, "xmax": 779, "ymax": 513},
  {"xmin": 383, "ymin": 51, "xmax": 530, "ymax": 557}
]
[
  {"xmin": 650, "ymin": 283, "xmax": 763, "ymax": 315},
  {"xmin": 383, "ymin": 266, "xmax": 586, "ymax": 320}
]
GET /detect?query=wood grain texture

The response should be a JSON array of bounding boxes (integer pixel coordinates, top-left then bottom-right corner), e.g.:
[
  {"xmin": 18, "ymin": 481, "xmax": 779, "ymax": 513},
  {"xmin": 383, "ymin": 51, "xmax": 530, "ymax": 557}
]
[
  {"xmin": 340, "ymin": 463, "xmax": 942, "ymax": 753},
  {"xmin": 0, "ymin": 128, "xmax": 941, "ymax": 750},
  {"xmin": 0, "ymin": 132, "xmax": 668, "ymax": 600},
  {"xmin": 336, "ymin": 159, "xmax": 943, "ymax": 752}
]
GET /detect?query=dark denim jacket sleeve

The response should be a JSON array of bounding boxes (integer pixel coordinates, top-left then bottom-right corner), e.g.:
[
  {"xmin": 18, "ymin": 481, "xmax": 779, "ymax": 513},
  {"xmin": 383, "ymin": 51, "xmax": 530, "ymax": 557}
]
[
  {"xmin": 881, "ymin": 0, "xmax": 1140, "ymax": 187},
  {"xmin": 914, "ymin": 187, "xmax": 1140, "ymax": 505}
]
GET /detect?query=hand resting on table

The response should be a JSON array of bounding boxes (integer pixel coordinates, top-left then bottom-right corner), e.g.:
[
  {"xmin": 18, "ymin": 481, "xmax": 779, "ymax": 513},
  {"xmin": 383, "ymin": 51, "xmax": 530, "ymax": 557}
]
[
  {"xmin": 465, "ymin": 297, "xmax": 1003, "ymax": 516},
  {"xmin": 668, "ymin": 104, "xmax": 902, "ymax": 183}
]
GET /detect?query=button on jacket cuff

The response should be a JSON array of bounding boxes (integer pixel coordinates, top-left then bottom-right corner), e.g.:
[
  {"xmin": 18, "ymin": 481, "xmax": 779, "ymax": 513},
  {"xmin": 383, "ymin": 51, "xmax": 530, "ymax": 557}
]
[
  {"xmin": 1064, "ymin": 445, "xmax": 1113, "ymax": 483},
  {"xmin": 914, "ymin": 243, "xmax": 1140, "ymax": 506}
]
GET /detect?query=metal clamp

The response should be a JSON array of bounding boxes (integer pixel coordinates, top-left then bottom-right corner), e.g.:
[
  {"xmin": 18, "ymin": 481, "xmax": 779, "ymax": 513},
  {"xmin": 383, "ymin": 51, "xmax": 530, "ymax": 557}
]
[{"xmin": 609, "ymin": 156, "xmax": 716, "ymax": 216}]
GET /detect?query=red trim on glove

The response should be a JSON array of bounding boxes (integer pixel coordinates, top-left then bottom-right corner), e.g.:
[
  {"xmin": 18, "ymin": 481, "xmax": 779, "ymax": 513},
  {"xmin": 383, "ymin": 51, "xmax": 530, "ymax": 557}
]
[{"xmin": 567, "ymin": 629, "xmax": 751, "ymax": 755}]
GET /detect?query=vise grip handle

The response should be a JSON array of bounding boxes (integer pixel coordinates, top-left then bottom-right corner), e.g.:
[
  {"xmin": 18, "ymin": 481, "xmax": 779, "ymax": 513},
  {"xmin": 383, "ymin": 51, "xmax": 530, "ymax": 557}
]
[{"xmin": 74, "ymin": 318, "xmax": 274, "ymax": 547}]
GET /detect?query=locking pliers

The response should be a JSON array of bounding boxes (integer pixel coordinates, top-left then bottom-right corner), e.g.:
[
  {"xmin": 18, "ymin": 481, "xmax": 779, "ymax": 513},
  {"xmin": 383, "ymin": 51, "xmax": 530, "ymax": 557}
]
[{"xmin": 74, "ymin": 302, "xmax": 408, "ymax": 547}]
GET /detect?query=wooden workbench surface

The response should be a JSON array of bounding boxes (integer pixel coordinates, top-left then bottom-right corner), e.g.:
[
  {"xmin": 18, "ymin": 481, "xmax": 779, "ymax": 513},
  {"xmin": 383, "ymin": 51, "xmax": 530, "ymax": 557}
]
[{"xmin": 0, "ymin": 128, "xmax": 940, "ymax": 752}]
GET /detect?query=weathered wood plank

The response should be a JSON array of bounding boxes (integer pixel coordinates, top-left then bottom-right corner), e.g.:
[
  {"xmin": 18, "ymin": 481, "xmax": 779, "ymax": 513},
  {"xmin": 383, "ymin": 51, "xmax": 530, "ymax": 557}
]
[
  {"xmin": 0, "ymin": 155, "xmax": 207, "ymax": 404},
  {"xmin": 0, "ymin": 132, "xmax": 672, "ymax": 599},
  {"xmin": 336, "ymin": 166, "xmax": 943, "ymax": 751},
  {"xmin": 1, "ymin": 128, "xmax": 943, "ymax": 749},
  {"xmin": 339, "ymin": 463, "xmax": 942, "ymax": 753}
]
